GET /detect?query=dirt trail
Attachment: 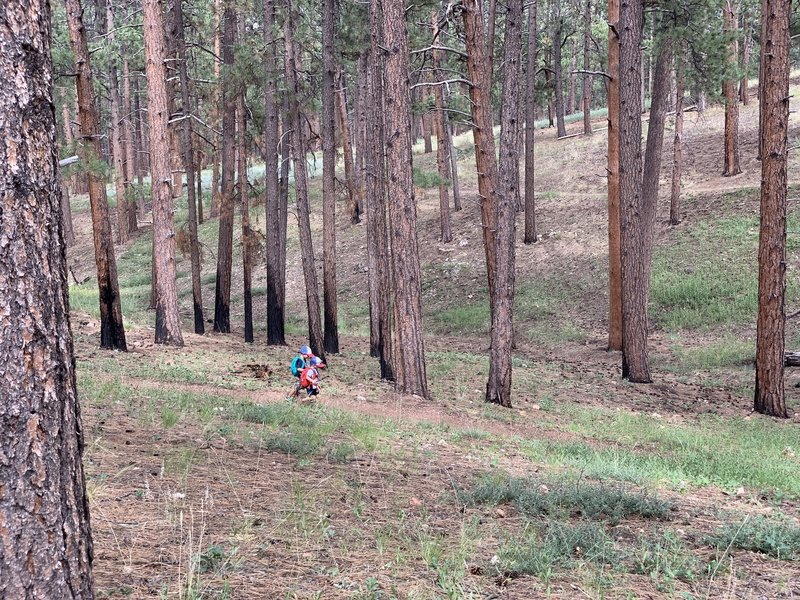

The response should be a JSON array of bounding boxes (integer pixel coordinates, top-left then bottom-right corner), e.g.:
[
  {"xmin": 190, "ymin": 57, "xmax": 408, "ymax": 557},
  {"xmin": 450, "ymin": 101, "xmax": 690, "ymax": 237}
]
[{"xmin": 95, "ymin": 373, "xmax": 601, "ymax": 450}]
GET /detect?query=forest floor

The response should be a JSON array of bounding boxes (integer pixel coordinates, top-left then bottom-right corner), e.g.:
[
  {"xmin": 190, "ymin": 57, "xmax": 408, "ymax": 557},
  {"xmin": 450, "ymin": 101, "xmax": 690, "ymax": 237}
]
[{"xmin": 68, "ymin": 92, "xmax": 800, "ymax": 599}]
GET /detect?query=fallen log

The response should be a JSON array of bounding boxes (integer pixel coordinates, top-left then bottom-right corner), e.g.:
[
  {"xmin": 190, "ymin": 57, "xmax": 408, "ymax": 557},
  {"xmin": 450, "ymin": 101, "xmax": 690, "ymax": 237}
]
[{"xmin": 785, "ymin": 352, "xmax": 800, "ymax": 367}]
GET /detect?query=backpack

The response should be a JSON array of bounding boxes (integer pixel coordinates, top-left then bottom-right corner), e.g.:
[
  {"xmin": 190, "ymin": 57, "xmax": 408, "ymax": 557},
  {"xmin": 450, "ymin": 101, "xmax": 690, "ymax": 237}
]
[
  {"xmin": 300, "ymin": 366, "xmax": 319, "ymax": 389},
  {"xmin": 290, "ymin": 355, "xmax": 306, "ymax": 377}
]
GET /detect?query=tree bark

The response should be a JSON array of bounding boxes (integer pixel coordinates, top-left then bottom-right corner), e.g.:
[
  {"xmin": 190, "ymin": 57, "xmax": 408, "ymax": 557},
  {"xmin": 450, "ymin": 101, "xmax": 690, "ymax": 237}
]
[
  {"xmin": 358, "ymin": 54, "xmax": 383, "ymax": 363},
  {"xmin": 0, "ymin": 5, "xmax": 95, "ymax": 594},
  {"xmin": 432, "ymin": 12, "xmax": 452, "ymax": 244},
  {"xmin": 567, "ymin": 38, "xmax": 578, "ymax": 114},
  {"xmin": 490, "ymin": 0, "xmax": 523, "ymax": 407},
  {"xmin": 619, "ymin": 0, "xmax": 649, "ymax": 382},
  {"xmin": 122, "ymin": 59, "xmax": 138, "ymax": 234},
  {"xmin": 367, "ymin": 8, "xmax": 394, "ymax": 378},
  {"xmin": 670, "ymin": 55, "xmax": 684, "ymax": 226},
  {"xmin": 464, "ymin": 0, "xmax": 513, "ymax": 406},
  {"xmin": 322, "ymin": 0, "xmax": 340, "ymax": 354},
  {"xmin": 210, "ymin": 0, "xmax": 222, "ymax": 218},
  {"xmin": 552, "ymin": 8, "xmax": 567, "ymax": 138},
  {"xmin": 65, "ymin": 0, "xmax": 127, "ymax": 351},
  {"xmin": 238, "ymin": 93, "xmax": 253, "ymax": 343},
  {"xmin": 582, "ymin": 0, "xmax": 593, "ymax": 135},
  {"xmin": 383, "ymin": 0, "xmax": 429, "ymax": 397},
  {"xmin": 133, "ymin": 75, "xmax": 146, "ymax": 217},
  {"xmin": 354, "ymin": 55, "xmax": 368, "ymax": 227},
  {"xmin": 524, "ymin": 0, "xmax": 538, "ymax": 244},
  {"xmin": 263, "ymin": 0, "xmax": 285, "ymax": 345},
  {"xmin": 641, "ymin": 39, "xmax": 671, "ymax": 270},
  {"xmin": 174, "ymin": 0, "xmax": 204, "ymax": 335},
  {"xmin": 336, "ymin": 69, "xmax": 360, "ymax": 225},
  {"xmin": 58, "ymin": 95, "xmax": 77, "ymax": 247},
  {"xmin": 607, "ymin": 0, "xmax": 622, "ymax": 352},
  {"xmin": 739, "ymin": 9, "xmax": 751, "ymax": 105},
  {"xmin": 722, "ymin": 0, "xmax": 742, "ymax": 177},
  {"xmin": 106, "ymin": 1, "xmax": 129, "ymax": 245},
  {"xmin": 754, "ymin": 0, "xmax": 790, "ymax": 418},
  {"xmin": 213, "ymin": 5, "xmax": 236, "ymax": 333},
  {"xmin": 144, "ymin": 0, "xmax": 184, "ymax": 346},
  {"xmin": 285, "ymin": 0, "xmax": 325, "ymax": 359}
]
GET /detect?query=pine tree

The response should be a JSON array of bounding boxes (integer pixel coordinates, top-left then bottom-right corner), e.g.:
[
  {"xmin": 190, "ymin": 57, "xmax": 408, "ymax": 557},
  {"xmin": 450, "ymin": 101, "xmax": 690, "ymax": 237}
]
[
  {"xmin": 65, "ymin": 0, "xmax": 127, "ymax": 351},
  {"xmin": 0, "ymin": 2, "xmax": 95, "ymax": 592},
  {"xmin": 144, "ymin": 0, "xmax": 184, "ymax": 346}
]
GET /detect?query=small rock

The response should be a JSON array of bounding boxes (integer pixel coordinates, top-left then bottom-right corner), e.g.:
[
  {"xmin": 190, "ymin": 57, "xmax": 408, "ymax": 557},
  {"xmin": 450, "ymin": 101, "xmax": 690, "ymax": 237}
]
[
  {"xmin": 783, "ymin": 446, "xmax": 796, "ymax": 458},
  {"xmin": 735, "ymin": 487, "xmax": 746, "ymax": 497},
  {"xmin": 538, "ymin": 484, "xmax": 549, "ymax": 494},
  {"xmin": 530, "ymin": 404, "xmax": 541, "ymax": 411},
  {"xmin": 495, "ymin": 508, "xmax": 506, "ymax": 518},
  {"xmin": 409, "ymin": 497, "xmax": 423, "ymax": 507},
  {"xmin": 459, "ymin": 238, "xmax": 469, "ymax": 247}
]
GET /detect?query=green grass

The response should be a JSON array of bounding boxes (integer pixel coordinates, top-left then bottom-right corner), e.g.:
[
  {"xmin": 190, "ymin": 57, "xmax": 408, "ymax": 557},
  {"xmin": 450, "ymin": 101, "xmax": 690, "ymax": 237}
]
[
  {"xmin": 497, "ymin": 520, "xmax": 617, "ymax": 579},
  {"xmin": 461, "ymin": 472, "xmax": 672, "ymax": 524},
  {"xmin": 514, "ymin": 404, "xmax": 800, "ymax": 497},
  {"xmin": 708, "ymin": 515, "xmax": 800, "ymax": 560},
  {"xmin": 632, "ymin": 530, "xmax": 700, "ymax": 592},
  {"xmin": 664, "ymin": 336, "xmax": 754, "ymax": 372},
  {"xmin": 650, "ymin": 210, "xmax": 800, "ymax": 331}
]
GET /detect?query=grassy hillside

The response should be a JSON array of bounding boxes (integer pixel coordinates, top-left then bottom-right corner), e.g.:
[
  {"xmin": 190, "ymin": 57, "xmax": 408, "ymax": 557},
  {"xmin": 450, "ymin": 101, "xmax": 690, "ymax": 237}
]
[{"xmin": 68, "ymin": 92, "xmax": 799, "ymax": 599}]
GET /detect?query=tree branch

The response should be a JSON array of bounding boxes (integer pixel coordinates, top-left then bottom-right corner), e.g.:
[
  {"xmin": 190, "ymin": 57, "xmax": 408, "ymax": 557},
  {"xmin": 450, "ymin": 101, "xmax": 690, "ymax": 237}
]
[
  {"xmin": 411, "ymin": 78, "xmax": 474, "ymax": 90},
  {"xmin": 410, "ymin": 44, "xmax": 468, "ymax": 58}
]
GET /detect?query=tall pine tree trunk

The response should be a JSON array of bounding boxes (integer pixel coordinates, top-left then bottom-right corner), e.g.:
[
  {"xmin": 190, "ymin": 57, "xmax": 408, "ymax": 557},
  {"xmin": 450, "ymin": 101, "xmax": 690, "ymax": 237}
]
[
  {"xmin": 263, "ymin": 0, "xmax": 285, "ymax": 345},
  {"xmin": 144, "ymin": 0, "xmax": 183, "ymax": 346},
  {"xmin": 238, "ymin": 93, "xmax": 253, "ymax": 343},
  {"xmin": 641, "ymin": 40, "xmax": 671, "ymax": 272},
  {"xmin": 525, "ymin": 0, "xmax": 538, "ymax": 244},
  {"xmin": 133, "ymin": 75, "xmax": 146, "ymax": 217},
  {"xmin": 60, "ymin": 94, "xmax": 77, "ymax": 247},
  {"xmin": 106, "ymin": 1, "xmax": 129, "ymax": 245},
  {"xmin": 336, "ymin": 69, "xmax": 360, "ymax": 224},
  {"xmin": 490, "ymin": 0, "xmax": 523, "ymax": 407},
  {"xmin": 213, "ymin": 6, "xmax": 236, "ymax": 333},
  {"xmin": 285, "ymin": 0, "xmax": 325, "ymax": 359},
  {"xmin": 322, "ymin": 0, "xmax": 340, "ymax": 354},
  {"xmin": 175, "ymin": 0, "xmax": 204, "ymax": 335},
  {"xmin": 65, "ymin": 0, "xmax": 127, "ymax": 351},
  {"xmin": 367, "ymin": 7, "xmax": 394, "ymax": 379},
  {"xmin": 722, "ymin": 0, "xmax": 742, "ymax": 176},
  {"xmin": 210, "ymin": 0, "xmax": 222, "ymax": 218},
  {"xmin": 552, "ymin": 10, "xmax": 567, "ymax": 138},
  {"xmin": 619, "ymin": 0, "xmax": 648, "ymax": 382},
  {"xmin": 463, "ymin": 0, "xmax": 510, "ymax": 405},
  {"xmin": 740, "ymin": 10, "xmax": 752, "ymax": 104},
  {"xmin": 754, "ymin": 0, "xmax": 790, "ymax": 418},
  {"xmin": 567, "ymin": 39, "xmax": 577, "ymax": 114},
  {"xmin": 0, "ymin": 4, "xmax": 95, "ymax": 592},
  {"xmin": 383, "ymin": 0, "xmax": 428, "ymax": 397},
  {"xmin": 670, "ymin": 55, "xmax": 684, "ymax": 226},
  {"xmin": 583, "ymin": 0, "xmax": 593, "ymax": 135},
  {"xmin": 432, "ymin": 12, "xmax": 452, "ymax": 244},
  {"xmin": 607, "ymin": 0, "xmax": 622, "ymax": 351},
  {"xmin": 122, "ymin": 59, "xmax": 138, "ymax": 234}
]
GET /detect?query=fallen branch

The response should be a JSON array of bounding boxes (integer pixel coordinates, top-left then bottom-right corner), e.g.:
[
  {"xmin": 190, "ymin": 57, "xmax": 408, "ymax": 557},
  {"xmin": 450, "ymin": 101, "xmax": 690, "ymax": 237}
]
[{"xmin": 557, "ymin": 131, "xmax": 585, "ymax": 140}]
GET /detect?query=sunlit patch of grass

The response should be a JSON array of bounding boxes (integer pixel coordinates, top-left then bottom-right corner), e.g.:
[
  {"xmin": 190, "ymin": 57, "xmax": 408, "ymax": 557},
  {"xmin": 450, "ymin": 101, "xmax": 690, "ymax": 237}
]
[
  {"xmin": 651, "ymin": 212, "xmax": 800, "ymax": 331},
  {"xmin": 516, "ymin": 405, "xmax": 800, "ymax": 496}
]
